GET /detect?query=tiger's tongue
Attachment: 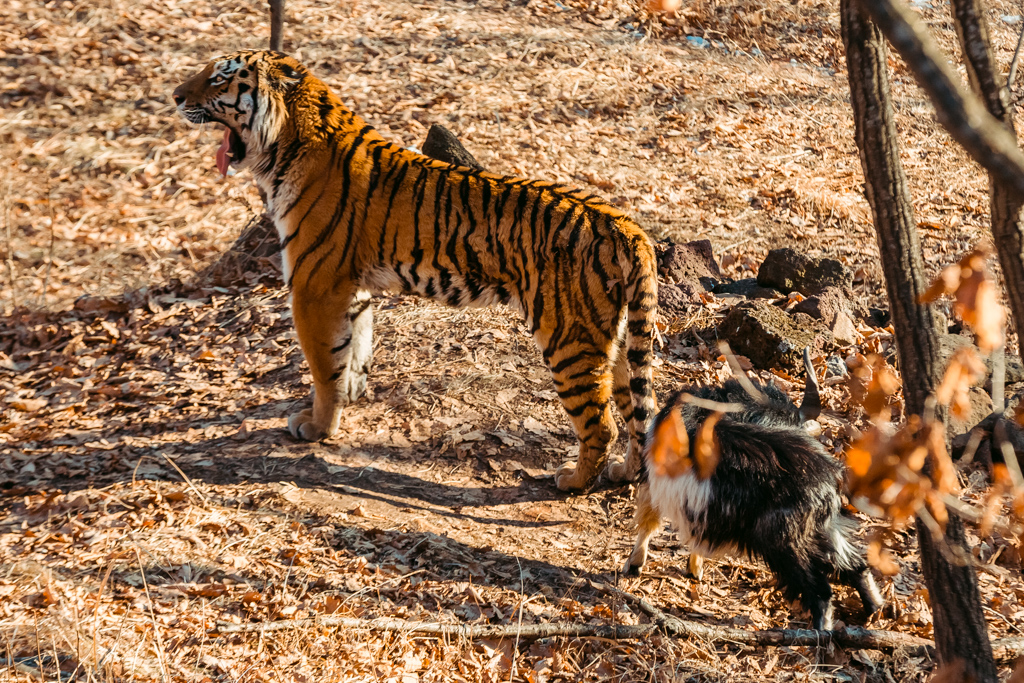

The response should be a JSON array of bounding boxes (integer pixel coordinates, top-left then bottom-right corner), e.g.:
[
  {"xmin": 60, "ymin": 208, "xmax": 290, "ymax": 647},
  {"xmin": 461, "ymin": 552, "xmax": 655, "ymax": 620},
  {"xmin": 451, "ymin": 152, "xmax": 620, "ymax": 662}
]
[{"xmin": 216, "ymin": 127, "xmax": 231, "ymax": 176}]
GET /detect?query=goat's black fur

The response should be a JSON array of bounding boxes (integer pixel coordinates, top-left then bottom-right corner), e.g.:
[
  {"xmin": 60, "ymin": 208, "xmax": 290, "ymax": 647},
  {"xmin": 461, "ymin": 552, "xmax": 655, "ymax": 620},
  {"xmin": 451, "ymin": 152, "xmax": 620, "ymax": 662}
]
[{"xmin": 624, "ymin": 379, "xmax": 883, "ymax": 630}]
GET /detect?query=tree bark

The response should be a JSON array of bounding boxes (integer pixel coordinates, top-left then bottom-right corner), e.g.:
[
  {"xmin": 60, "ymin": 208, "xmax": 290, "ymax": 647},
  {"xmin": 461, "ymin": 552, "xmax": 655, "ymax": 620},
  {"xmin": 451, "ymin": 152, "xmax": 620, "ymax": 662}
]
[
  {"xmin": 269, "ymin": 0, "xmax": 284, "ymax": 52},
  {"xmin": 949, "ymin": 0, "xmax": 1024, "ymax": 339},
  {"xmin": 841, "ymin": 1, "xmax": 998, "ymax": 679},
  {"xmin": 841, "ymin": 0, "xmax": 943, "ymax": 412}
]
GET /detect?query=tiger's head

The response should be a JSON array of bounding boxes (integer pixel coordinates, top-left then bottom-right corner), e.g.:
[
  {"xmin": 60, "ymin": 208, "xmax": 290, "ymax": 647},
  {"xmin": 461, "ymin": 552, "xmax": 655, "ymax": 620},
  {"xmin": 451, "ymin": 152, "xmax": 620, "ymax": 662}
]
[{"xmin": 173, "ymin": 50, "xmax": 308, "ymax": 176}]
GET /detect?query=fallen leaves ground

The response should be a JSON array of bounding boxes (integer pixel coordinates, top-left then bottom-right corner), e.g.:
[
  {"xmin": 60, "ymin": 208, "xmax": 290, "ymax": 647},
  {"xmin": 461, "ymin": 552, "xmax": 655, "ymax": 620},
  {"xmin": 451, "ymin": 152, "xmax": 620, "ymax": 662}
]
[{"xmin": 4, "ymin": 0, "xmax": 1024, "ymax": 680}]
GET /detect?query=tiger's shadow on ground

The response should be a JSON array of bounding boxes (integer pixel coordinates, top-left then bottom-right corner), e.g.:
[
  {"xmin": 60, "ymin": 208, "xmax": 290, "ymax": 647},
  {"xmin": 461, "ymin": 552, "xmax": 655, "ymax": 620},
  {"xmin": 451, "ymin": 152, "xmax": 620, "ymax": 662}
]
[
  {"xmin": 190, "ymin": 490, "xmax": 610, "ymax": 599},
  {"xmin": 138, "ymin": 424, "xmax": 609, "ymax": 531}
]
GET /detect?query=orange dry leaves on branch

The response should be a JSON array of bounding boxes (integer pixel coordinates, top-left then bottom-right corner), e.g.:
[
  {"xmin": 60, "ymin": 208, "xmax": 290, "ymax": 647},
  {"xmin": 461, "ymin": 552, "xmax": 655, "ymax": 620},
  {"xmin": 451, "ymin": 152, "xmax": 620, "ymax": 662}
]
[
  {"xmin": 845, "ymin": 350, "xmax": 958, "ymax": 546},
  {"xmin": 845, "ymin": 415, "xmax": 955, "ymax": 528},
  {"xmin": 693, "ymin": 411, "xmax": 723, "ymax": 480},
  {"xmin": 935, "ymin": 346, "xmax": 986, "ymax": 419},
  {"xmin": 650, "ymin": 407, "xmax": 690, "ymax": 478},
  {"xmin": 920, "ymin": 248, "xmax": 1006, "ymax": 353},
  {"xmin": 849, "ymin": 354, "xmax": 901, "ymax": 420}
]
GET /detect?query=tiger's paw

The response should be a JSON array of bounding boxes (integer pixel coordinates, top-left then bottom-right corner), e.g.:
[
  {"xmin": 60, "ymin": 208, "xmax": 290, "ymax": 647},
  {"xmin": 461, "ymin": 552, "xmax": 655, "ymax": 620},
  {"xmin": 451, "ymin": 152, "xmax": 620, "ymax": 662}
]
[
  {"xmin": 288, "ymin": 409, "xmax": 331, "ymax": 441},
  {"xmin": 605, "ymin": 456, "xmax": 636, "ymax": 484},
  {"xmin": 554, "ymin": 461, "xmax": 592, "ymax": 492}
]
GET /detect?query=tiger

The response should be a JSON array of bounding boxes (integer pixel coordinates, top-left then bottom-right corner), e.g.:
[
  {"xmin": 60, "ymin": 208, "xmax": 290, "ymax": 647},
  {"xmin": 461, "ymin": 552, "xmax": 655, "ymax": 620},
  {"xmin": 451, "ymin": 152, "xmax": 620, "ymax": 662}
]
[{"xmin": 172, "ymin": 50, "xmax": 658, "ymax": 492}]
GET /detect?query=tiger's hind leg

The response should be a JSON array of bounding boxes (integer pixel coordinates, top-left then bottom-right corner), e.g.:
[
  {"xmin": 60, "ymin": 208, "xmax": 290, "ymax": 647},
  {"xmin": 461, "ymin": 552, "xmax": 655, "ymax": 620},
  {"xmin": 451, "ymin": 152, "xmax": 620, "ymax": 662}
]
[
  {"xmin": 288, "ymin": 286, "xmax": 373, "ymax": 441},
  {"xmin": 545, "ymin": 347, "xmax": 617, "ymax": 492},
  {"xmin": 606, "ymin": 339, "xmax": 643, "ymax": 483},
  {"xmin": 340, "ymin": 290, "xmax": 374, "ymax": 402}
]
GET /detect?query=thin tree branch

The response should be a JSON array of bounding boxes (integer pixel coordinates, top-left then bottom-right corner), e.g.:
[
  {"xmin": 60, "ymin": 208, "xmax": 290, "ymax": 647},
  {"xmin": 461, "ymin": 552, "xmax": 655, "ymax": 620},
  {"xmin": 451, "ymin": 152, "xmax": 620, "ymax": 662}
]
[
  {"xmin": 716, "ymin": 341, "xmax": 768, "ymax": 405},
  {"xmin": 855, "ymin": 0, "xmax": 1024, "ymax": 197},
  {"xmin": 949, "ymin": 0, "xmax": 1024, "ymax": 346},
  {"xmin": 1009, "ymin": 20, "xmax": 1024, "ymax": 87},
  {"xmin": 2, "ymin": 174, "xmax": 16, "ymax": 313}
]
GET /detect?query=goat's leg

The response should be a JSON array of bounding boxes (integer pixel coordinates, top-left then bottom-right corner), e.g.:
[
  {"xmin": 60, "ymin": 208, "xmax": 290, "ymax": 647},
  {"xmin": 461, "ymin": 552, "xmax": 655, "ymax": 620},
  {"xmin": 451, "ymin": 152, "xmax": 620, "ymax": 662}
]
[
  {"xmin": 839, "ymin": 565, "xmax": 884, "ymax": 616},
  {"xmin": 687, "ymin": 552, "xmax": 704, "ymax": 581},
  {"xmin": 766, "ymin": 550, "xmax": 835, "ymax": 630},
  {"xmin": 623, "ymin": 482, "xmax": 661, "ymax": 576}
]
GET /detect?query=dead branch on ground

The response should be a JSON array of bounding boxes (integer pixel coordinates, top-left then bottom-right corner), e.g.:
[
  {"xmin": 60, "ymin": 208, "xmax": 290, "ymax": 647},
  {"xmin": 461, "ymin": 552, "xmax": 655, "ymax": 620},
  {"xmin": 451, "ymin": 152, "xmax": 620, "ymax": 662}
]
[{"xmin": 211, "ymin": 612, "xmax": 934, "ymax": 656}]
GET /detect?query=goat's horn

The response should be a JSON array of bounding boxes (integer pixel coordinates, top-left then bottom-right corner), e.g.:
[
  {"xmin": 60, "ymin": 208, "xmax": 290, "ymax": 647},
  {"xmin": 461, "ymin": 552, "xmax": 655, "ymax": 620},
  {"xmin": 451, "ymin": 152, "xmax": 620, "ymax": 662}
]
[{"xmin": 799, "ymin": 347, "xmax": 821, "ymax": 422}]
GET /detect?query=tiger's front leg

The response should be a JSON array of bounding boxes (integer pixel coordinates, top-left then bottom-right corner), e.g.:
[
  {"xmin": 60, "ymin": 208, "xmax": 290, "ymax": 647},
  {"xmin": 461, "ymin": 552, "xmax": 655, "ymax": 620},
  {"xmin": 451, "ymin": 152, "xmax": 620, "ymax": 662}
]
[{"xmin": 289, "ymin": 287, "xmax": 374, "ymax": 441}]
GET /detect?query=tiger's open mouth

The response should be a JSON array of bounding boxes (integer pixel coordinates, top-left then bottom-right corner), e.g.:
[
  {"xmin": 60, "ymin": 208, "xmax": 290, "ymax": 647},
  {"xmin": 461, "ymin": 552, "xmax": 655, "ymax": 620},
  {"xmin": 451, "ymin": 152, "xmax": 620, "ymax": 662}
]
[{"xmin": 216, "ymin": 126, "xmax": 247, "ymax": 176}]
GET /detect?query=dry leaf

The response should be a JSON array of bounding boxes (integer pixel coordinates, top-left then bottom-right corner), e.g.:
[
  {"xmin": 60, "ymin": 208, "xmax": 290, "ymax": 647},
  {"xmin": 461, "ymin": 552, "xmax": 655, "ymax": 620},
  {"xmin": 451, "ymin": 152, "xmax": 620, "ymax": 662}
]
[
  {"xmin": 867, "ymin": 539, "xmax": 900, "ymax": 576},
  {"xmin": 849, "ymin": 354, "xmax": 900, "ymax": 418},
  {"xmin": 921, "ymin": 249, "xmax": 1006, "ymax": 352},
  {"xmin": 10, "ymin": 398, "xmax": 47, "ymax": 412},
  {"xmin": 645, "ymin": 0, "xmax": 683, "ymax": 12},
  {"xmin": 936, "ymin": 346, "xmax": 985, "ymax": 418}
]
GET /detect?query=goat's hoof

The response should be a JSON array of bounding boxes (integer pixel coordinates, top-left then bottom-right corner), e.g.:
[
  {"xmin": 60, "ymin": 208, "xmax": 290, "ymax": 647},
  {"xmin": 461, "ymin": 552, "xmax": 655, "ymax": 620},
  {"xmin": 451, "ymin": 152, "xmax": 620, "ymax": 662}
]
[
  {"xmin": 621, "ymin": 560, "xmax": 643, "ymax": 577},
  {"xmin": 687, "ymin": 554, "xmax": 704, "ymax": 581}
]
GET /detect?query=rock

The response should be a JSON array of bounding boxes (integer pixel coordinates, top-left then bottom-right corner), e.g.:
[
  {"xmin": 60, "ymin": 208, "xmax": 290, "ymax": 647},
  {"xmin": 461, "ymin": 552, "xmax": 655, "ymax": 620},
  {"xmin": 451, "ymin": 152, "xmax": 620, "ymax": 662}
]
[
  {"xmin": 658, "ymin": 281, "xmax": 704, "ymax": 320},
  {"xmin": 712, "ymin": 278, "xmax": 783, "ymax": 300},
  {"xmin": 825, "ymin": 355, "xmax": 849, "ymax": 379},
  {"xmin": 950, "ymin": 413, "xmax": 1024, "ymax": 476},
  {"xmin": 790, "ymin": 286, "xmax": 850, "ymax": 327},
  {"xmin": 937, "ymin": 333, "xmax": 1024, "ymax": 389},
  {"xmin": 656, "ymin": 240, "xmax": 722, "ymax": 289},
  {"xmin": 421, "ymin": 124, "xmax": 485, "ymax": 170},
  {"xmin": 756, "ymin": 248, "xmax": 852, "ymax": 296},
  {"xmin": 1008, "ymin": 355, "xmax": 1024, "ymax": 385},
  {"xmin": 830, "ymin": 310, "xmax": 860, "ymax": 347},
  {"xmin": 790, "ymin": 287, "xmax": 859, "ymax": 346},
  {"xmin": 949, "ymin": 388, "xmax": 993, "ymax": 434},
  {"xmin": 719, "ymin": 300, "xmax": 833, "ymax": 373}
]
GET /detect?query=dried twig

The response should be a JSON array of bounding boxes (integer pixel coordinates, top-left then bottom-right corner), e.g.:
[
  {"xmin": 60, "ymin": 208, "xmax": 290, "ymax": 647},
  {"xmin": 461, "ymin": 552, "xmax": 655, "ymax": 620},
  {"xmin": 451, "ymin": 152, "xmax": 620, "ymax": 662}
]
[
  {"xmin": 132, "ymin": 543, "xmax": 170, "ymax": 683},
  {"xmin": 2, "ymin": 174, "xmax": 15, "ymax": 313},
  {"xmin": 679, "ymin": 394, "xmax": 746, "ymax": 413},
  {"xmin": 40, "ymin": 185, "xmax": 55, "ymax": 309},
  {"xmin": 1009, "ymin": 19, "xmax": 1024, "ymax": 88},
  {"xmin": 717, "ymin": 341, "xmax": 768, "ymax": 405},
  {"xmin": 157, "ymin": 452, "xmax": 211, "ymax": 508}
]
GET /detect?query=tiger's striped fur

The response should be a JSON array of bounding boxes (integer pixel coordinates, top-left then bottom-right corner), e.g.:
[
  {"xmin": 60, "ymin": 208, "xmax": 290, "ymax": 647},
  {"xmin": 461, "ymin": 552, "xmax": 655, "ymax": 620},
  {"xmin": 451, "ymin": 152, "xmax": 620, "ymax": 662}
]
[{"xmin": 173, "ymin": 51, "xmax": 658, "ymax": 491}]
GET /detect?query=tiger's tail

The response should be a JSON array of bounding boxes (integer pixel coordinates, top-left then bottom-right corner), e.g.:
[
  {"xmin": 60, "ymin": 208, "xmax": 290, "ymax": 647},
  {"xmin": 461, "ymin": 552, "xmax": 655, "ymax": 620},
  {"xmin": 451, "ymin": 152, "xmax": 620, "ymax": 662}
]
[{"xmin": 619, "ymin": 230, "xmax": 658, "ymax": 471}]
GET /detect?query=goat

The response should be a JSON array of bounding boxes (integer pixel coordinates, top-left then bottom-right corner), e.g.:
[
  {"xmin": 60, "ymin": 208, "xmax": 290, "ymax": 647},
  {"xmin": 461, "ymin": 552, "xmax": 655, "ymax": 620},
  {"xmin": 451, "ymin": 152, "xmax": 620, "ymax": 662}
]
[{"xmin": 623, "ymin": 350, "xmax": 883, "ymax": 630}]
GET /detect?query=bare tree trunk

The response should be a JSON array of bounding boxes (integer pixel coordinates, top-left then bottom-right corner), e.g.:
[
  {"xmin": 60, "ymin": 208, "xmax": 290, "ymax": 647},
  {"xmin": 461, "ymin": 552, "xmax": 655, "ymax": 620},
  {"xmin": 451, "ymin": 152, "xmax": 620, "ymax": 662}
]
[
  {"xmin": 949, "ymin": 0, "xmax": 1024, "ymax": 339},
  {"xmin": 269, "ymin": 0, "xmax": 284, "ymax": 52},
  {"xmin": 841, "ymin": 1, "xmax": 998, "ymax": 679},
  {"xmin": 842, "ymin": 0, "xmax": 943, "ymax": 410}
]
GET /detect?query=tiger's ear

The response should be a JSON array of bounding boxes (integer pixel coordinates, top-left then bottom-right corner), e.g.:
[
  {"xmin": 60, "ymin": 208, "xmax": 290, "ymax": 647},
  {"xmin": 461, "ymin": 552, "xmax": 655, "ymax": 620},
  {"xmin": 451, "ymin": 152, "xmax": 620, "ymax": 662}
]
[{"xmin": 262, "ymin": 59, "xmax": 305, "ymax": 93}]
